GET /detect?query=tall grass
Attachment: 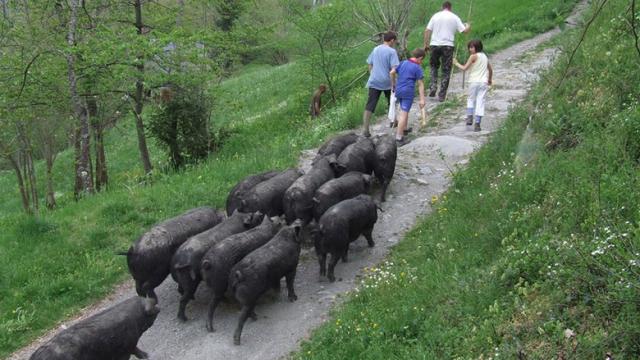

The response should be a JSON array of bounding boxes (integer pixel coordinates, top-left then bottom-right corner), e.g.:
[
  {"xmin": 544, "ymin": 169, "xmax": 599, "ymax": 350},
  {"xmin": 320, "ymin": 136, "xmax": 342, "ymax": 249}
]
[
  {"xmin": 0, "ymin": 0, "xmax": 578, "ymax": 357},
  {"xmin": 296, "ymin": 1, "xmax": 640, "ymax": 358}
]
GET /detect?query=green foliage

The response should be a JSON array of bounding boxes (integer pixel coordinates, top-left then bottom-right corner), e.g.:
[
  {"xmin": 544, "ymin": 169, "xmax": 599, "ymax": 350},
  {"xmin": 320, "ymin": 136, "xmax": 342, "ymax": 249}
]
[{"xmin": 147, "ymin": 87, "xmax": 221, "ymax": 169}]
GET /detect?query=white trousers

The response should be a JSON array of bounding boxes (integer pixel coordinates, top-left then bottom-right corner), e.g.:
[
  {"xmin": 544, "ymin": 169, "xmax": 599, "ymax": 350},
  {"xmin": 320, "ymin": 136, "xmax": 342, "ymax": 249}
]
[{"xmin": 467, "ymin": 82, "xmax": 489, "ymax": 117}]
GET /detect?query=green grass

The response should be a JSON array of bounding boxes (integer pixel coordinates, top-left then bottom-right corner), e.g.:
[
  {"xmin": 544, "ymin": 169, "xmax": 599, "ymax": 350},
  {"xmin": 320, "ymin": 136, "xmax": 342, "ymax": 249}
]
[
  {"xmin": 295, "ymin": 1, "xmax": 640, "ymax": 359},
  {"xmin": 0, "ymin": 0, "xmax": 580, "ymax": 357}
]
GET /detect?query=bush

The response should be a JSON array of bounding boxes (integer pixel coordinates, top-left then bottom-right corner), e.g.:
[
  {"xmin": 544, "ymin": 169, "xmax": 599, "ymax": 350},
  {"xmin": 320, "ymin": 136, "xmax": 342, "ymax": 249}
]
[{"xmin": 148, "ymin": 87, "xmax": 228, "ymax": 169}]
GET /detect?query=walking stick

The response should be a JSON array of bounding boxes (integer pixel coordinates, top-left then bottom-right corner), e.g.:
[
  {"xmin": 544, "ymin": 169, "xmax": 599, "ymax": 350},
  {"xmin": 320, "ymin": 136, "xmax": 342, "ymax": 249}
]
[{"xmin": 462, "ymin": 0, "xmax": 474, "ymax": 90}]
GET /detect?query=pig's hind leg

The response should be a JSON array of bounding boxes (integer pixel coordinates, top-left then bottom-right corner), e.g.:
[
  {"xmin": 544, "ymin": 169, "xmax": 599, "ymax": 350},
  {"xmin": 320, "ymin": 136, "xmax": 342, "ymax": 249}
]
[
  {"xmin": 285, "ymin": 269, "xmax": 298, "ymax": 301},
  {"xmin": 233, "ymin": 303, "xmax": 257, "ymax": 346}
]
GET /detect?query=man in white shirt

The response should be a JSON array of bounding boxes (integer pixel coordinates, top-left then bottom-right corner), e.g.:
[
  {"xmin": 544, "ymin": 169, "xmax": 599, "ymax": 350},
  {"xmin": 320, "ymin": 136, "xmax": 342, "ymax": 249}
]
[{"xmin": 424, "ymin": 1, "xmax": 470, "ymax": 102}]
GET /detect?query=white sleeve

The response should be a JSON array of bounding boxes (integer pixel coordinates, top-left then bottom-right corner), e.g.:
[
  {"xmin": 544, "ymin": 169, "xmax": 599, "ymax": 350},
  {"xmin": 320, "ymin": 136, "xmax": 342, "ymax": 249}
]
[
  {"xmin": 456, "ymin": 16, "xmax": 465, "ymax": 32},
  {"xmin": 426, "ymin": 16, "xmax": 434, "ymax": 31}
]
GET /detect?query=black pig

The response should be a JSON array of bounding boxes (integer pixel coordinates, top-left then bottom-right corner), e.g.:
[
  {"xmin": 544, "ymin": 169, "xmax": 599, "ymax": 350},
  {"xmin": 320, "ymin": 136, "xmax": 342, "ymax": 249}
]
[
  {"xmin": 226, "ymin": 171, "xmax": 279, "ymax": 216},
  {"xmin": 30, "ymin": 296, "xmax": 159, "ymax": 360},
  {"xmin": 123, "ymin": 207, "xmax": 225, "ymax": 300},
  {"xmin": 336, "ymin": 137, "xmax": 376, "ymax": 176},
  {"xmin": 312, "ymin": 194, "xmax": 377, "ymax": 282},
  {"xmin": 312, "ymin": 171, "xmax": 372, "ymax": 221},
  {"xmin": 283, "ymin": 154, "xmax": 343, "ymax": 224},
  {"xmin": 201, "ymin": 216, "xmax": 282, "ymax": 332},
  {"xmin": 312, "ymin": 132, "xmax": 359, "ymax": 164},
  {"xmin": 240, "ymin": 168, "xmax": 302, "ymax": 217},
  {"xmin": 373, "ymin": 134, "xmax": 397, "ymax": 202},
  {"xmin": 171, "ymin": 210, "xmax": 264, "ymax": 321},
  {"xmin": 228, "ymin": 221, "xmax": 303, "ymax": 345}
]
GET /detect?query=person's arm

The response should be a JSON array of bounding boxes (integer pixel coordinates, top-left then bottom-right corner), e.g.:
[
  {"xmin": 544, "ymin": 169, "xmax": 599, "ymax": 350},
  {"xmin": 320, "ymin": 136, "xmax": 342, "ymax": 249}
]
[
  {"xmin": 368, "ymin": 64, "xmax": 373, "ymax": 72},
  {"xmin": 453, "ymin": 53, "xmax": 477, "ymax": 71},
  {"xmin": 390, "ymin": 67, "xmax": 397, "ymax": 91},
  {"xmin": 487, "ymin": 62, "xmax": 493, "ymax": 85},
  {"xmin": 417, "ymin": 79, "xmax": 425, "ymax": 108},
  {"xmin": 423, "ymin": 28, "xmax": 432, "ymax": 51},
  {"xmin": 462, "ymin": 22, "xmax": 471, "ymax": 34}
]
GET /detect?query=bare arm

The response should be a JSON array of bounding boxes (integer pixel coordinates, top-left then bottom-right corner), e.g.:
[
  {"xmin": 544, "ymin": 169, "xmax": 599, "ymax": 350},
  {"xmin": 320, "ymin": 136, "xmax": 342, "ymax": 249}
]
[
  {"xmin": 423, "ymin": 29, "xmax": 432, "ymax": 50},
  {"xmin": 462, "ymin": 22, "xmax": 471, "ymax": 34},
  {"xmin": 417, "ymin": 79, "xmax": 425, "ymax": 108},
  {"xmin": 368, "ymin": 64, "xmax": 373, "ymax": 72},
  {"xmin": 390, "ymin": 68, "xmax": 397, "ymax": 91},
  {"xmin": 487, "ymin": 63, "xmax": 493, "ymax": 85},
  {"xmin": 453, "ymin": 53, "xmax": 477, "ymax": 71}
]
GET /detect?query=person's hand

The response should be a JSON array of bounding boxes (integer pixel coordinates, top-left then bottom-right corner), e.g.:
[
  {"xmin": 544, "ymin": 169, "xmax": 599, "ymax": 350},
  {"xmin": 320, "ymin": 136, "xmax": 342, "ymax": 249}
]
[
  {"xmin": 453, "ymin": 58, "xmax": 460, "ymax": 66},
  {"xmin": 424, "ymin": 45, "xmax": 430, "ymax": 52},
  {"xmin": 419, "ymin": 99, "xmax": 426, "ymax": 108},
  {"xmin": 488, "ymin": 79, "xmax": 492, "ymax": 86}
]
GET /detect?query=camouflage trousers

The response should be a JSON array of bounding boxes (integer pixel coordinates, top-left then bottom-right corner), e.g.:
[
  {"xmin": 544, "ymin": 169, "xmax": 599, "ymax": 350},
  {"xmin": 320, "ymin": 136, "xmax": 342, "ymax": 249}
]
[{"xmin": 429, "ymin": 45, "xmax": 454, "ymax": 100}]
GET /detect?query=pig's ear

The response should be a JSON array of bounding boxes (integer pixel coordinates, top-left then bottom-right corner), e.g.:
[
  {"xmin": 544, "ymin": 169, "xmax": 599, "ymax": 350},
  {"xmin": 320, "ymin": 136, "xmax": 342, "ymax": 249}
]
[{"xmin": 326, "ymin": 153, "xmax": 337, "ymax": 164}]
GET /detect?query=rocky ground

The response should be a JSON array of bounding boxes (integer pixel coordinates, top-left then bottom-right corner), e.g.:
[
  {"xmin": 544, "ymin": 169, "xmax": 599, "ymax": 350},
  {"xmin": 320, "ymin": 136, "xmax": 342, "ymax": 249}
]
[{"xmin": 9, "ymin": 3, "xmax": 587, "ymax": 359}]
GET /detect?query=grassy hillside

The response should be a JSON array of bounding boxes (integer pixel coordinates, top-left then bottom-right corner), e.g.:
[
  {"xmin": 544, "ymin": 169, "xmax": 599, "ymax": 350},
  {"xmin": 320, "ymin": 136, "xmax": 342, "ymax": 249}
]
[
  {"xmin": 295, "ymin": 1, "xmax": 640, "ymax": 358},
  {"xmin": 0, "ymin": 0, "xmax": 577, "ymax": 357}
]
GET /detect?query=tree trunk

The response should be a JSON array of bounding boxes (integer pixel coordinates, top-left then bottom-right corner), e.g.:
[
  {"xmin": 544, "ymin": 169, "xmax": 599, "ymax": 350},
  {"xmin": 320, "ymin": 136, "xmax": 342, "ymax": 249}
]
[
  {"xmin": 93, "ymin": 119, "xmax": 108, "ymax": 191},
  {"xmin": 43, "ymin": 135, "xmax": 57, "ymax": 209},
  {"xmin": 66, "ymin": 0, "xmax": 94, "ymax": 197},
  {"xmin": 8, "ymin": 154, "xmax": 31, "ymax": 215},
  {"xmin": 133, "ymin": 0, "xmax": 153, "ymax": 176},
  {"xmin": 17, "ymin": 122, "xmax": 39, "ymax": 212}
]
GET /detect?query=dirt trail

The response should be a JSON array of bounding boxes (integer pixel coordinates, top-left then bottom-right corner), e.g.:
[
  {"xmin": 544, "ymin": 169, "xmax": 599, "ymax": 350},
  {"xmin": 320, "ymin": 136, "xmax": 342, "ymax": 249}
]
[{"xmin": 9, "ymin": 3, "xmax": 587, "ymax": 360}]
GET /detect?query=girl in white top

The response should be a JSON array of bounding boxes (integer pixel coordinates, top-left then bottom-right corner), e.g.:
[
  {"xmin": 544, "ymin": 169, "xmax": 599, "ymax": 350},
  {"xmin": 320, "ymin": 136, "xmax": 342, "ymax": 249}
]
[{"xmin": 453, "ymin": 39, "xmax": 493, "ymax": 131}]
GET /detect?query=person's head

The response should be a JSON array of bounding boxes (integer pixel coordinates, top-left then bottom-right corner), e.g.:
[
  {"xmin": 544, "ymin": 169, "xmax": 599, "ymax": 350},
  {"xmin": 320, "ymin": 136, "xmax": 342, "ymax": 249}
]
[
  {"xmin": 383, "ymin": 31, "xmax": 397, "ymax": 44},
  {"xmin": 442, "ymin": 1, "xmax": 452, "ymax": 10},
  {"xmin": 411, "ymin": 48, "xmax": 427, "ymax": 62},
  {"xmin": 318, "ymin": 84, "xmax": 327, "ymax": 93},
  {"xmin": 467, "ymin": 39, "xmax": 483, "ymax": 54}
]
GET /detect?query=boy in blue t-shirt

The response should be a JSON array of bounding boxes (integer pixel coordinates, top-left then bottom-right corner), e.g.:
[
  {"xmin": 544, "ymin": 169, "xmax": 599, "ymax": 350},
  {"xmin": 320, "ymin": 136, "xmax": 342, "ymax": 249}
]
[
  {"xmin": 390, "ymin": 48, "xmax": 426, "ymax": 145},
  {"xmin": 362, "ymin": 31, "xmax": 400, "ymax": 137}
]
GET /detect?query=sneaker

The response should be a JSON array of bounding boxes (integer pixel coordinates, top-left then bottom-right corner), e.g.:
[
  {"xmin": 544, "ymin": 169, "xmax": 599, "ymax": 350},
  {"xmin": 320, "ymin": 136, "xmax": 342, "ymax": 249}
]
[
  {"xmin": 395, "ymin": 137, "xmax": 408, "ymax": 147},
  {"xmin": 474, "ymin": 123, "xmax": 481, "ymax": 132},
  {"xmin": 428, "ymin": 90, "xmax": 437, "ymax": 97},
  {"xmin": 389, "ymin": 120, "xmax": 398, "ymax": 128},
  {"xmin": 363, "ymin": 130, "xmax": 371, "ymax": 138},
  {"xmin": 403, "ymin": 127, "xmax": 413, "ymax": 135},
  {"xmin": 438, "ymin": 96, "xmax": 446, "ymax": 102},
  {"xmin": 465, "ymin": 116, "xmax": 473, "ymax": 126}
]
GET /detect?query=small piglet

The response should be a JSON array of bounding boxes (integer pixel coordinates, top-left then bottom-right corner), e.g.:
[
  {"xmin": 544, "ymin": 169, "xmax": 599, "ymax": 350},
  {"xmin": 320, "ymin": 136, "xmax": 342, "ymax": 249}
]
[
  {"xmin": 123, "ymin": 207, "xmax": 225, "ymax": 300},
  {"xmin": 228, "ymin": 221, "xmax": 303, "ymax": 345},
  {"xmin": 283, "ymin": 154, "xmax": 343, "ymax": 224},
  {"xmin": 312, "ymin": 171, "xmax": 372, "ymax": 221},
  {"xmin": 312, "ymin": 194, "xmax": 377, "ymax": 282},
  {"xmin": 373, "ymin": 134, "xmax": 398, "ymax": 202},
  {"xmin": 30, "ymin": 296, "xmax": 159, "ymax": 360},
  {"xmin": 171, "ymin": 210, "xmax": 264, "ymax": 321},
  {"xmin": 313, "ymin": 132, "xmax": 359, "ymax": 164},
  {"xmin": 240, "ymin": 168, "xmax": 303, "ymax": 217},
  {"xmin": 337, "ymin": 137, "xmax": 376, "ymax": 176},
  {"xmin": 201, "ymin": 216, "xmax": 282, "ymax": 332},
  {"xmin": 226, "ymin": 171, "xmax": 279, "ymax": 216}
]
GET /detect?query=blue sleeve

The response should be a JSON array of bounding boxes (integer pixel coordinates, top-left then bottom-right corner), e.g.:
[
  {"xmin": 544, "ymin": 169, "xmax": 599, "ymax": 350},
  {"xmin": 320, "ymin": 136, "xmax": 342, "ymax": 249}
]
[
  {"xmin": 417, "ymin": 66, "xmax": 424, "ymax": 80},
  {"xmin": 367, "ymin": 50, "xmax": 373, "ymax": 65},
  {"xmin": 391, "ymin": 51, "xmax": 400, "ymax": 68}
]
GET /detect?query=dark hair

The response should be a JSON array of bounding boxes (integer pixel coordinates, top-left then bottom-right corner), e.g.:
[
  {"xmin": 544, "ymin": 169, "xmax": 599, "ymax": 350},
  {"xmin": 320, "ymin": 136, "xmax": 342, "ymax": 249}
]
[
  {"xmin": 412, "ymin": 48, "xmax": 426, "ymax": 59},
  {"xmin": 442, "ymin": 1, "xmax": 452, "ymax": 9},
  {"xmin": 467, "ymin": 39, "xmax": 483, "ymax": 52},
  {"xmin": 383, "ymin": 31, "xmax": 397, "ymax": 42}
]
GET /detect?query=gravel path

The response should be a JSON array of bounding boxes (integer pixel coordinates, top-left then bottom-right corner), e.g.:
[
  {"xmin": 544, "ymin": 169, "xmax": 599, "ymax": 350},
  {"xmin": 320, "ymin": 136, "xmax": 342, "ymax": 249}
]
[{"xmin": 9, "ymin": 3, "xmax": 587, "ymax": 359}]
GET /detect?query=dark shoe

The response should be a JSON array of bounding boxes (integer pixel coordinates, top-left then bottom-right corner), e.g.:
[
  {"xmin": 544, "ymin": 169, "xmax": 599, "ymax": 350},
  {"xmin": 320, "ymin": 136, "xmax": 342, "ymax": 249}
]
[
  {"xmin": 438, "ymin": 96, "xmax": 446, "ymax": 102},
  {"xmin": 363, "ymin": 130, "xmax": 371, "ymax": 137},
  {"xmin": 429, "ymin": 90, "xmax": 437, "ymax": 97},
  {"xmin": 389, "ymin": 120, "xmax": 398, "ymax": 128},
  {"xmin": 403, "ymin": 127, "xmax": 413, "ymax": 135},
  {"xmin": 466, "ymin": 116, "xmax": 473, "ymax": 126},
  {"xmin": 395, "ymin": 137, "xmax": 408, "ymax": 147},
  {"xmin": 474, "ymin": 123, "xmax": 481, "ymax": 132}
]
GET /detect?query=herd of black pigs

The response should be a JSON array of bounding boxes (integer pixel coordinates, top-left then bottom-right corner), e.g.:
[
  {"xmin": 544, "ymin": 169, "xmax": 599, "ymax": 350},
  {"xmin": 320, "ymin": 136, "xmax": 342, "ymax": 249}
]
[{"xmin": 30, "ymin": 132, "xmax": 398, "ymax": 359}]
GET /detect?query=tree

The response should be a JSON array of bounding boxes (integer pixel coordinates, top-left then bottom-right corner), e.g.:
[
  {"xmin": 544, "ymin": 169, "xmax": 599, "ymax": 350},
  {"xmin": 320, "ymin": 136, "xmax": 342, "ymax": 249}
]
[
  {"xmin": 350, "ymin": 0, "xmax": 414, "ymax": 58},
  {"xmin": 286, "ymin": 1, "xmax": 359, "ymax": 102}
]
